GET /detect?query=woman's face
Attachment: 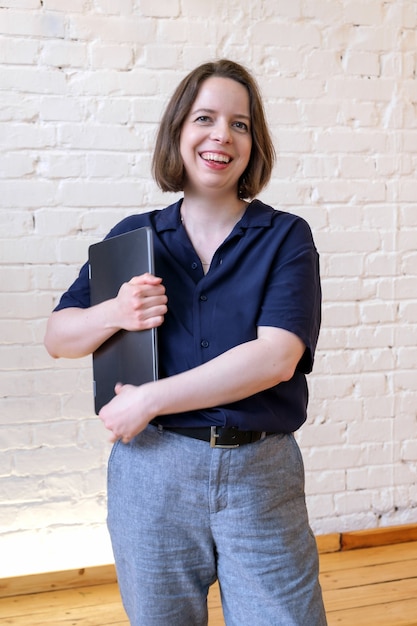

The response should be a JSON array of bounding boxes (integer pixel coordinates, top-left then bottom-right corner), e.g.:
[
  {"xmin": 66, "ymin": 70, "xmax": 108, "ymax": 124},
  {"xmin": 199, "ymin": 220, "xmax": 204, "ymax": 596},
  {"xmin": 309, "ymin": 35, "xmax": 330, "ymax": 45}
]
[{"xmin": 179, "ymin": 76, "xmax": 252, "ymax": 199}]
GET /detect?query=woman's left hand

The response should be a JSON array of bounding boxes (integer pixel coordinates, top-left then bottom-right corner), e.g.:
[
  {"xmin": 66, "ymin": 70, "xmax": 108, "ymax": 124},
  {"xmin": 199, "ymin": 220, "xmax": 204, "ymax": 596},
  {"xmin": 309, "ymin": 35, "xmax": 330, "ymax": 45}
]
[{"xmin": 98, "ymin": 383, "xmax": 154, "ymax": 444}]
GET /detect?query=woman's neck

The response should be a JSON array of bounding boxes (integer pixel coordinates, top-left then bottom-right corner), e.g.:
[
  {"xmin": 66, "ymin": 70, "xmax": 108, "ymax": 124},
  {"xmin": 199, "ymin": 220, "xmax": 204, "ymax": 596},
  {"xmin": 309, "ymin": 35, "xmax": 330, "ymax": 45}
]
[
  {"xmin": 180, "ymin": 195, "xmax": 248, "ymax": 274},
  {"xmin": 180, "ymin": 193, "xmax": 247, "ymax": 234}
]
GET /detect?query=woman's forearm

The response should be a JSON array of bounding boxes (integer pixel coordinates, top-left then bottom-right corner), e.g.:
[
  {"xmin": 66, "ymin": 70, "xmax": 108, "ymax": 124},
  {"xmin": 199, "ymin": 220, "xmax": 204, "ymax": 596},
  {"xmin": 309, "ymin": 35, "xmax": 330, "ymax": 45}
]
[
  {"xmin": 44, "ymin": 304, "xmax": 120, "ymax": 359},
  {"xmin": 44, "ymin": 274, "xmax": 168, "ymax": 359},
  {"xmin": 149, "ymin": 327, "xmax": 305, "ymax": 417}
]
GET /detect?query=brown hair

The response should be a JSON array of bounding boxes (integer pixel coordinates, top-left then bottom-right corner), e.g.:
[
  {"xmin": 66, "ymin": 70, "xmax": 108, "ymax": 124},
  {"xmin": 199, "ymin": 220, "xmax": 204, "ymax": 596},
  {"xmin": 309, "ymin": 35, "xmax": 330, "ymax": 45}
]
[{"xmin": 152, "ymin": 59, "xmax": 275, "ymax": 199}]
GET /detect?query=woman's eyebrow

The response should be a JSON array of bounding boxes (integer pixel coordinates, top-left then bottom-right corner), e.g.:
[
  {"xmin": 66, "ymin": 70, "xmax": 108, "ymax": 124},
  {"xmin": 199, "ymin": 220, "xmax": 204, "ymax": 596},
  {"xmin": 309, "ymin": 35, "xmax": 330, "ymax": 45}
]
[{"xmin": 190, "ymin": 107, "xmax": 250, "ymax": 120}]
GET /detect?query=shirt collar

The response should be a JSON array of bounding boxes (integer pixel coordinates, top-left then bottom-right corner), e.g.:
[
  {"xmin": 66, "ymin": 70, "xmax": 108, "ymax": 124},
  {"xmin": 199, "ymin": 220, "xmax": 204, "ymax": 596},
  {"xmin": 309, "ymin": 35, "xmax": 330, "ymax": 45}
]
[{"xmin": 154, "ymin": 198, "xmax": 274, "ymax": 234}]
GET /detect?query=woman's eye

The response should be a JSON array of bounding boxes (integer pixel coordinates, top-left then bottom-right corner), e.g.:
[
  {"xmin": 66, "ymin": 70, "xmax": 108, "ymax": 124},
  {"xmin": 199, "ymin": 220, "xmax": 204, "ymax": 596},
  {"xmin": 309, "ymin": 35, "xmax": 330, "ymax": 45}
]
[
  {"xmin": 233, "ymin": 121, "xmax": 249, "ymax": 132},
  {"xmin": 195, "ymin": 115, "xmax": 211, "ymax": 123}
]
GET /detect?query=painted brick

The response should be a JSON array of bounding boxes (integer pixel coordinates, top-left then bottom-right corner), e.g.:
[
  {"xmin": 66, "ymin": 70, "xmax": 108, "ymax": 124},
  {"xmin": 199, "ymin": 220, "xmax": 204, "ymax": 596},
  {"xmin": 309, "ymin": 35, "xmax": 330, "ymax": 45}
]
[
  {"xmin": 90, "ymin": 42, "xmax": 134, "ymax": 70},
  {"xmin": 68, "ymin": 14, "xmax": 156, "ymax": 43},
  {"xmin": 401, "ymin": 208, "xmax": 417, "ymax": 228},
  {"xmin": 0, "ymin": 320, "xmax": 37, "ymax": 345},
  {"xmin": 43, "ymin": 0, "xmax": 87, "ymax": 11},
  {"xmin": 57, "ymin": 122, "xmax": 146, "ymax": 151},
  {"xmin": 156, "ymin": 19, "xmax": 188, "ymax": 43},
  {"xmin": 304, "ymin": 445, "xmax": 363, "ymax": 472},
  {"xmin": 344, "ymin": 2, "xmax": 384, "ymax": 27},
  {"xmin": 182, "ymin": 46, "xmax": 217, "ymax": 70},
  {"xmin": 57, "ymin": 180, "xmax": 149, "ymax": 207},
  {"xmin": 95, "ymin": 98, "xmax": 131, "ymax": 124},
  {"xmin": 0, "ymin": 153, "xmax": 37, "ymax": 178},
  {"xmin": 264, "ymin": 76, "xmax": 324, "ymax": 100},
  {"xmin": 338, "ymin": 100, "xmax": 379, "ymax": 127},
  {"xmin": 0, "ymin": 236, "xmax": 57, "ymax": 264},
  {"xmin": 301, "ymin": 101, "xmax": 341, "ymax": 127},
  {"xmin": 132, "ymin": 97, "xmax": 165, "ymax": 123},
  {"xmin": 37, "ymin": 152, "xmax": 85, "ymax": 177},
  {"xmin": 86, "ymin": 153, "xmax": 131, "ymax": 177},
  {"xmin": 262, "ymin": 0, "xmax": 302, "ymax": 18},
  {"xmin": 139, "ymin": 0, "xmax": 180, "ymax": 18},
  {"xmin": 1, "ymin": 0, "xmax": 39, "ymax": 7},
  {"xmin": 0, "ymin": 35, "xmax": 40, "ymax": 63},
  {"xmin": 1, "ymin": 267, "xmax": 32, "ymax": 292},
  {"xmin": 252, "ymin": 21, "xmax": 321, "ymax": 48},
  {"xmin": 145, "ymin": 44, "xmax": 181, "ymax": 69},
  {"xmin": 40, "ymin": 40, "xmax": 87, "ymax": 68},
  {"xmin": 327, "ymin": 76, "xmax": 396, "ymax": 101},
  {"xmin": 0, "ymin": 124, "xmax": 56, "ymax": 151},
  {"xmin": 0, "ymin": 93, "xmax": 40, "ymax": 122},
  {"xmin": 307, "ymin": 469, "xmax": 347, "ymax": 494},
  {"xmin": 93, "ymin": 0, "xmax": 133, "ymax": 15},
  {"xmin": 334, "ymin": 491, "xmax": 374, "ymax": 516},
  {"xmin": 304, "ymin": 50, "xmax": 341, "ymax": 76},
  {"xmin": 0, "ymin": 9, "xmax": 65, "ymax": 37},
  {"xmin": 302, "ymin": 0, "xmax": 343, "ymax": 21}
]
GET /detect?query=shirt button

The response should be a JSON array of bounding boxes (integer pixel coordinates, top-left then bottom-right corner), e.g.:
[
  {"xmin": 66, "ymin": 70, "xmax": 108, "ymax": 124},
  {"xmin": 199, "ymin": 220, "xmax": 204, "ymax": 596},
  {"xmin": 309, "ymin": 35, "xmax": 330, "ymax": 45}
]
[
  {"xmin": 191, "ymin": 262, "xmax": 198, "ymax": 270},
  {"xmin": 201, "ymin": 340, "xmax": 209, "ymax": 348},
  {"xmin": 200, "ymin": 294, "xmax": 207, "ymax": 301}
]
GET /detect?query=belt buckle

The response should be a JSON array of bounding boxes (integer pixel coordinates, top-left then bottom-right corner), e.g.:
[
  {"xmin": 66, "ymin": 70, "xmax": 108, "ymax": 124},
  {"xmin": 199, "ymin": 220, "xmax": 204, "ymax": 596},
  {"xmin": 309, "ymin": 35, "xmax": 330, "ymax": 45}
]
[{"xmin": 210, "ymin": 426, "xmax": 240, "ymax": 449}]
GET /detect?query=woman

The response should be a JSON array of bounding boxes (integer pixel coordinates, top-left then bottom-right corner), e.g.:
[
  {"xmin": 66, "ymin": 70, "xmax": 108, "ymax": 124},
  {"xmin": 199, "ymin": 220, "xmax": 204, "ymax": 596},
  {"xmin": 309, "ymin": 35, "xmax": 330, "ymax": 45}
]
[{"xmin": 45, "ymin": 59, "xmax": 327, "ymax": 626}]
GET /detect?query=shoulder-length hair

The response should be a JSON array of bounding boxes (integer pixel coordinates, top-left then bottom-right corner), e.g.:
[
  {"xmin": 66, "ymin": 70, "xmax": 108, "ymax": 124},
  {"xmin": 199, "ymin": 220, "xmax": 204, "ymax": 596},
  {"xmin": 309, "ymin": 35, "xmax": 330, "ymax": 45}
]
[{"xmin": 152, "ymin": 59, "xmax": 275, "ymax": 199}]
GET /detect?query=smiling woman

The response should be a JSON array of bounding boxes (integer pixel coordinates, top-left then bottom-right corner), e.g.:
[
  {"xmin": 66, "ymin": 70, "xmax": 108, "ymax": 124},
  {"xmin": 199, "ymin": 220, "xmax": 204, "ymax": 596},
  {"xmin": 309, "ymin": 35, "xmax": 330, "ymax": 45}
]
[{"xmin": 44, "ymin": 59, "xmax": 326, "ymax": 625}]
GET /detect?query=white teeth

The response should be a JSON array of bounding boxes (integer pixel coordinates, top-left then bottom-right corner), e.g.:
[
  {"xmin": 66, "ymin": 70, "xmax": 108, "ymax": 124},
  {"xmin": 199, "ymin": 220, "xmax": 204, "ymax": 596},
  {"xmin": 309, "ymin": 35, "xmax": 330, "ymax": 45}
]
[{"xmin": 201, "ymin": 152, "xmax": 231, "ymax": 164}]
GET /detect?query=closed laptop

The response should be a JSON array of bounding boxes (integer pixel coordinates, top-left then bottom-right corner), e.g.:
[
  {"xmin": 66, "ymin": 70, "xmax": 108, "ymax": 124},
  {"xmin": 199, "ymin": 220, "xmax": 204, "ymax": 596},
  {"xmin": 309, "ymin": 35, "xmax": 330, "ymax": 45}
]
[{"xmin": 88, "ymin": 226, "xmax": 158, "ymax": 414}]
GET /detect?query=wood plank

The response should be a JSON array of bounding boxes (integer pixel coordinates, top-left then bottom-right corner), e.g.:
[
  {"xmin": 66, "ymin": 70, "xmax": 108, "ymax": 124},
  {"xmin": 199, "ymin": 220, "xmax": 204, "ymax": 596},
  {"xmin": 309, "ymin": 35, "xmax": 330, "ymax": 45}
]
[
  {"xmin": 0, "ymin": 582, "xmax": 224, "ymax": 626},
  {"xmin": 320, "ymin": 558, "xmax": 417, "ymax": 591},
  {"xmin": 0, "ymin": 565, "xmax": 117, "ymax": 599},
  {"xmin": 326, "ymin": 597, "xmax": 417, "ymax": 626},
  {"xmin": 320, "ymin": 541, "xmax": 417, "ymax": 573},
  {"xmin": 323, "ymin": 578, "xmax": 417, "ymax": 612},
  {"xmin": 0, "ymin": 600, "xmax": 129, "ymax": 626},
  {"xmin": 0, "ymin": 583, "xmax": 123, "ymax": 618}
]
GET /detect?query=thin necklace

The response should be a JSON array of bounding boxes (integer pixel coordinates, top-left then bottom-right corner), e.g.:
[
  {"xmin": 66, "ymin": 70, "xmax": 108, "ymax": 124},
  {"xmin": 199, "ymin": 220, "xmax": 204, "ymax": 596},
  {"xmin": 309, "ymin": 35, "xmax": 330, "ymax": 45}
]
[{"xmin": 180, "ymin": 214, "xmax": 211, "ymax": 267}]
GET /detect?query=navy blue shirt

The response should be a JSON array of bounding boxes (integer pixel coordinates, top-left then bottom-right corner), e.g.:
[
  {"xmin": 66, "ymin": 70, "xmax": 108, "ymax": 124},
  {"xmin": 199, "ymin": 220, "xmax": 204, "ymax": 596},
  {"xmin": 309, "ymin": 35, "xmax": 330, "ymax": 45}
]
[{"xmin": 55, "ymin": 199, "xmax": 321, "ymax": 433}]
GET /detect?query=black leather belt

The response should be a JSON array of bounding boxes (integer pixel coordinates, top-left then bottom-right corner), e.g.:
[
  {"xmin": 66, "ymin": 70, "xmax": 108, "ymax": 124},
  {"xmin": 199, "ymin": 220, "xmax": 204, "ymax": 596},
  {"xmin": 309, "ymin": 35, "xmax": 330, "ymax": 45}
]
[{"xmin": 151, "ymin": 423, "xmax": 274, "ymax": 448}]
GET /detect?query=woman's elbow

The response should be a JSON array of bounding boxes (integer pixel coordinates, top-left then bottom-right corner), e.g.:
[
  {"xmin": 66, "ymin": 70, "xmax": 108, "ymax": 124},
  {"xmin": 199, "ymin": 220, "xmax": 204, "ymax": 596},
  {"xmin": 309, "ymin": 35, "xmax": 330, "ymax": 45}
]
[
  {"xmin": 272, "ymin": 345, "xmax": 306, "ymax": 385},
  {"xmin": 271, "ymin": 361, "xmax": 298, "ymax": 385},
  {"xmin": 44, "ymin": 314, "xmax": 65, "ymax": 359},
  {"xmin": 44, "ymin": 331, "xmax": 60, "ymax": 359},
  {"xmin": 280, "ymin": 365, "xmax": 296, "ymax": 383}
]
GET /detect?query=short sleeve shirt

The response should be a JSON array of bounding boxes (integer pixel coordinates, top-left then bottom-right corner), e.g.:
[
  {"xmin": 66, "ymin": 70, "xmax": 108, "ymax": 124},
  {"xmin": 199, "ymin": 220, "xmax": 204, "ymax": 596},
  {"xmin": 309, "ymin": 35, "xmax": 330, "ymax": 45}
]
[{"xmin": 54, "ymin": 199, "xmax": 321, "ymax": 433}]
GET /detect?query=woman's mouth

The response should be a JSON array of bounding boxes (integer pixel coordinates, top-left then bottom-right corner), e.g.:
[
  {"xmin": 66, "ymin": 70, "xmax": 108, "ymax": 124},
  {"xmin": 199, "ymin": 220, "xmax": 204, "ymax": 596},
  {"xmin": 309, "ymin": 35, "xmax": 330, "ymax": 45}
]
[{"xmin": 200, "ymin": 151, "xmax": 232, "ymax": 164}]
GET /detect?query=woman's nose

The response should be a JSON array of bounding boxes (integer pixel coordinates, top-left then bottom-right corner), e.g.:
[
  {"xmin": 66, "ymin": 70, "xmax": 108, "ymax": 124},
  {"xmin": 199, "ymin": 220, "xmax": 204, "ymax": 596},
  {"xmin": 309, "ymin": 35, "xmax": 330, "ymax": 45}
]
[{"xmin": 210, "ymin": 120, "xmax": 231, "ymax": 143}]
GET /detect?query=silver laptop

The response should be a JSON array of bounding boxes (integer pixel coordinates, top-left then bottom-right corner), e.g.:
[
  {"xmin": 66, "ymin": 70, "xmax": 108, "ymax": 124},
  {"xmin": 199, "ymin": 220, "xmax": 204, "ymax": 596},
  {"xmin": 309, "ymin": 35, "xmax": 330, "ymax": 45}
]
[{"xmin": 88, "ymin": 226, "xmax": 158, "ymax": 414}]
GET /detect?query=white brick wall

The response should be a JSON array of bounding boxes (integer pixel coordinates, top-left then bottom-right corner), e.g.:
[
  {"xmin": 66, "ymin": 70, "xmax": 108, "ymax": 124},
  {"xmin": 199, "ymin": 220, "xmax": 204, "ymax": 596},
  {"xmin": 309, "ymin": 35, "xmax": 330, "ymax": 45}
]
[{"xmin": 0, "ymin": 0, "xmax": 416, "ymax": 576}]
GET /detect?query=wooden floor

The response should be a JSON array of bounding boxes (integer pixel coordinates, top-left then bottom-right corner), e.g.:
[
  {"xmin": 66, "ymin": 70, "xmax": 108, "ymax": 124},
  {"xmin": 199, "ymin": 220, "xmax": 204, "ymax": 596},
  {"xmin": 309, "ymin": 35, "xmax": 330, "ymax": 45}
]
[{"xmin": 1, "ymin": 525, "xmax": 417, "ymax": 625}]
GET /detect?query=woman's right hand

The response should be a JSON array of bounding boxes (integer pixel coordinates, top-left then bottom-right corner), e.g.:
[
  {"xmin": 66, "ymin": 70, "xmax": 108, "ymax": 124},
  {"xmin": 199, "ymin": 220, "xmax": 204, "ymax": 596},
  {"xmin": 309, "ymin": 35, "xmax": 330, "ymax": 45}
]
[{"xmin": 114, "ymin": 273, "xmax": 168, "ymax": 332}]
